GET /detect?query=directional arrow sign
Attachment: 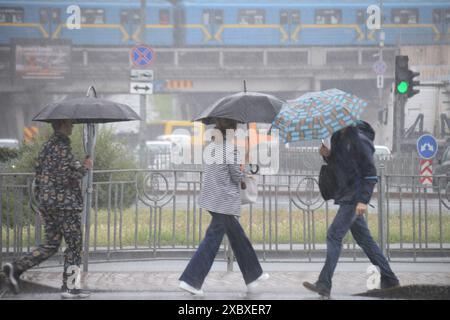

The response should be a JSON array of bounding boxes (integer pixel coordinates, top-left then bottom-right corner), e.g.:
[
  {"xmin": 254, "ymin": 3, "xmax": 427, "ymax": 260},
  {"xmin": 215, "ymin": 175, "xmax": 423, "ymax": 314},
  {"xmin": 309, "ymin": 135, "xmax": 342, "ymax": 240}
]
[
  {"xmin": 130, "ymin": 82, "xmax": 153, "ymax": 95},
  {"xmin": 417, "ymin": 134, "xmax": 438, "ymax": 159}
]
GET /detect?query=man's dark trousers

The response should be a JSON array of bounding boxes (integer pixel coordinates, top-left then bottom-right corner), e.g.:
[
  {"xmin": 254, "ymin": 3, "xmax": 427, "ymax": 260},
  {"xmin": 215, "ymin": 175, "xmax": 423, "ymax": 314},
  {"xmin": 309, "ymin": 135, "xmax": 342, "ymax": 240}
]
[{"xmin": 317, "ymin": 203, "xmax": 398, "ymax": 290}]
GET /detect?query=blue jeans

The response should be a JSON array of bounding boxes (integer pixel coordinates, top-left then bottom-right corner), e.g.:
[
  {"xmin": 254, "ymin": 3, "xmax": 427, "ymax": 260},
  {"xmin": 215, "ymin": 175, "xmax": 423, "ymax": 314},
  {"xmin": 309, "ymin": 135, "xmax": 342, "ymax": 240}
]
[
  {"xmin": 318, "ymin": 204, "xmax": 398, "ymax": 290},
  {"xmin": 179, "ymin": 212, "xmax": 263, "ymax": 290}
]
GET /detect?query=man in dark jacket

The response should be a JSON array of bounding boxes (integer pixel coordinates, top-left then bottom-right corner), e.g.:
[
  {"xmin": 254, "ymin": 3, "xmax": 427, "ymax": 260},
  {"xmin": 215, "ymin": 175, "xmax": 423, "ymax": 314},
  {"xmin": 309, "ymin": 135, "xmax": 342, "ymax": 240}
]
[
  {"xmin": 2, "ymin": 119, "xmax": 92, "ymax": 298},
  {"xmin": 303, "ymin": 121, "xmax": 400, "ymax": 297}
]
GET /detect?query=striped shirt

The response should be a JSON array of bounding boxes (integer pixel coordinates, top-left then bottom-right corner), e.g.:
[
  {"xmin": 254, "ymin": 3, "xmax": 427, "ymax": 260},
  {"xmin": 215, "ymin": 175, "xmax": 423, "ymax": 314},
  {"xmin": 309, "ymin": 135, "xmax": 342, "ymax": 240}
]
[{"xmin": 198, "ymin": 141, "xmax": 244, "ymax": 216}]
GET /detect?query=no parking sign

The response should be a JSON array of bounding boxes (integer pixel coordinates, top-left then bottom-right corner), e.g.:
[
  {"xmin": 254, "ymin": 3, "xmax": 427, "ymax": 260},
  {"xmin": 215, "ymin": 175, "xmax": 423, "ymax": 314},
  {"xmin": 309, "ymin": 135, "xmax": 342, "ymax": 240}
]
[{"xmin": 130, "ymin": 44, "xmax": 154, "ymax": 68}]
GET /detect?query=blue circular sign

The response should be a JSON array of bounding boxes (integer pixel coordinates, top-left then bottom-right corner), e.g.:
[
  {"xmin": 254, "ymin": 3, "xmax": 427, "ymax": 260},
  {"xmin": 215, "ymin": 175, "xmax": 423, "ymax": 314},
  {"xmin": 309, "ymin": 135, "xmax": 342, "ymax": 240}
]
[
  {"xmin": 417, "ymin": 134, "xmax": 438, "ymax": 159},
  {"xmin": 130, "ymin": 45, "xmax": 154, "ymax": 68}
]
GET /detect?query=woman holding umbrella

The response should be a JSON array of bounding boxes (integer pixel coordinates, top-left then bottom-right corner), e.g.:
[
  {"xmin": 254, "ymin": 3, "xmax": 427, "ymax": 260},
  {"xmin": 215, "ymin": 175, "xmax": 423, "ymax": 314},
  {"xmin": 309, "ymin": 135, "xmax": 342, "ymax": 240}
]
[
  {"xmin": 179, "ymin": 117, "xmax": 269, "ymax": 296},
  {"xmin": 3, "ymin": 119, "xmax": 92, "ymax": 298}
]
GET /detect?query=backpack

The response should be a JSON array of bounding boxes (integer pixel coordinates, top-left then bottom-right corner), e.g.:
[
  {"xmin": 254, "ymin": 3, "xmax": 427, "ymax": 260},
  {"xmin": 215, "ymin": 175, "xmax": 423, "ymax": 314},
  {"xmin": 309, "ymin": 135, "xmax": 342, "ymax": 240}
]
[
  {"xmin": 318, "ymin": 123, "xmax": 370, "ymax": 201},
  {"xmin": 318, "ymin": 162, "xmax": 337, "ymax": 201}
]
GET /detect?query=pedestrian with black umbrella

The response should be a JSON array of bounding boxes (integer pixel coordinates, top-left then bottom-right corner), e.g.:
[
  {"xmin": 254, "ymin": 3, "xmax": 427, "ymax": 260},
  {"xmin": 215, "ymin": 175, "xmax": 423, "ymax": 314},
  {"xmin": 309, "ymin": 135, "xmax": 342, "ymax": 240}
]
[
  {"xmin": 179, "ymin": 85, "xmax": 282, "ymax": 296},
  {"xmin": 3, "ymin": 119, "xmax": 92, "ymax": 298},
  {"xmin": 179, "ymin": 117, "xmax": 269, "ymax": 296},
  {"xmin": 2, "ymin": 87, "xmax": 140, "ymax": 298}
]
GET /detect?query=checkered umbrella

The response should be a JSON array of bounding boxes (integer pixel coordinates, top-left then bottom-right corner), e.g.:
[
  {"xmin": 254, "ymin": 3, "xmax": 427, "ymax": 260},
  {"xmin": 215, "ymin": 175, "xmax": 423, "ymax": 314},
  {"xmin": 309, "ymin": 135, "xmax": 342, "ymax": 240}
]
[{"xmin": 272, "ymin": 89, "xmax": 368, "ymax": 142}]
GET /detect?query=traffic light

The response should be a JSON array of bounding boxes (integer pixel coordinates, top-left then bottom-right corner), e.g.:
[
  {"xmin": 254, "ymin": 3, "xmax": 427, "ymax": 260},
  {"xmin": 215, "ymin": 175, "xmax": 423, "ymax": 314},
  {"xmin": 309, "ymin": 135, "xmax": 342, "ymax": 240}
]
[
  {"xmin": 408, "ymin": 69, "xmax": 420, "ymax": 98},
  {"xmin": 395, "ymin": 55, "xmax": 420, "ymax": 98}
]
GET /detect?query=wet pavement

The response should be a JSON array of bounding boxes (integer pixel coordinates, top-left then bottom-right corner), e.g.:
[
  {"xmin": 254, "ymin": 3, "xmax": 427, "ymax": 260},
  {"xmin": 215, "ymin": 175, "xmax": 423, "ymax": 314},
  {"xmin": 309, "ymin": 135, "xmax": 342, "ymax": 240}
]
[{"xmin": 1, "ymin": 260, "xmax": 450, "ymax": 300}]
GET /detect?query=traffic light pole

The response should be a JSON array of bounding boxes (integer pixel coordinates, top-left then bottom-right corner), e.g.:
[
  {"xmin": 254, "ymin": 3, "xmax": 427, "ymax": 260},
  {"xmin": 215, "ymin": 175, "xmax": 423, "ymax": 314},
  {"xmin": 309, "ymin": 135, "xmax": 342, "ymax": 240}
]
[
  {"xmin": 378, "ymin": 0, "xmax": 384, "ymax": 112},
  {"xmin": 393, "ymin": 93, "xmax": 407, "ymax": 154}
]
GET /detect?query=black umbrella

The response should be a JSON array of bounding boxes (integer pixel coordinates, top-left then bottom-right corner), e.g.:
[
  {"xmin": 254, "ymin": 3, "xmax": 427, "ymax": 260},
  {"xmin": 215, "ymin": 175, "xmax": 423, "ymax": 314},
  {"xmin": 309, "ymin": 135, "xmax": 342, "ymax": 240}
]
[
  {"xmin": 32, "ymin": 96, "xmax": 141, "ymax": 123},
  {"xmin": 32, "ymin": 86, "xmax": 141, "ymax": 273},
  {"xmin": 194, "ymin": 91, "xmax": 284, "ymax": 124}
]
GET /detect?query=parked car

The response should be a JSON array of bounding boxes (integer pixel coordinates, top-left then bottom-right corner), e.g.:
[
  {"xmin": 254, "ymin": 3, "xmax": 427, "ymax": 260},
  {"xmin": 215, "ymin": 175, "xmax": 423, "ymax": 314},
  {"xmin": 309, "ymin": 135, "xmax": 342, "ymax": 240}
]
[
  {"xmin": 374, "ymin": 145, "xmax": 392, "ymax": 160},
  {"xmin": 156, "ymin": 134, "xmax": 191, "ymax": 147},
  {"xmin": 145, "ymin": 140, "xmax": 172, "ymax": 170},
  {"xmin": 0, "ymin": 138, "xmax": 19, "ymax": 150},
  {"xmin": 433, "ymin": 145, "xmax": 450, "ymax": 191}
]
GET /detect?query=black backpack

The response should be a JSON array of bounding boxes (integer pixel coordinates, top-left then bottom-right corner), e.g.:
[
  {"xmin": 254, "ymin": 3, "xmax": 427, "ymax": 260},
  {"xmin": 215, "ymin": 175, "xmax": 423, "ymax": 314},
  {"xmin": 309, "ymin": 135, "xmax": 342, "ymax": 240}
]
[
  {"xmin": 318, "ymin": 127, "xmax": 366, "ymax": 201},
  {"xmin": 318, "ymin": 162, "xmax": 337, "ymax": 201}
]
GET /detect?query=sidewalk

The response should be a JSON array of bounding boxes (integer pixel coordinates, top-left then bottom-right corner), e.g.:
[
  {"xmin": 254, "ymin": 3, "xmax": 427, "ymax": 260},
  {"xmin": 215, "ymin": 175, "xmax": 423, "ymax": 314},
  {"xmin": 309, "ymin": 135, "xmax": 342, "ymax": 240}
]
[{"xmin": 2, "ymin": 260, "xmax": 450, "ymax": 300}]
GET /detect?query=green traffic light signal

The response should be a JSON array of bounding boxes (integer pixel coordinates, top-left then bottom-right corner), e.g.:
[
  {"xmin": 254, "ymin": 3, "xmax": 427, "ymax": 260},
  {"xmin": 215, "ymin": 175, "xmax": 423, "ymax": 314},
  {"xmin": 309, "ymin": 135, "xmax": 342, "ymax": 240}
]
[{"xmin": 397, "ymin": 81, "xmax": 409, "ymax": 94}]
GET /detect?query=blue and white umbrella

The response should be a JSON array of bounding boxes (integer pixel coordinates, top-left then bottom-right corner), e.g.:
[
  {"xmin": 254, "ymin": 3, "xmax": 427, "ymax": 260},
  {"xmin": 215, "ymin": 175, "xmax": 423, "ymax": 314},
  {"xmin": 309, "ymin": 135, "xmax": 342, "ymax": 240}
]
[{"xmin": 272, "ymin": 89, "xmax": 367, "ymax": 142}]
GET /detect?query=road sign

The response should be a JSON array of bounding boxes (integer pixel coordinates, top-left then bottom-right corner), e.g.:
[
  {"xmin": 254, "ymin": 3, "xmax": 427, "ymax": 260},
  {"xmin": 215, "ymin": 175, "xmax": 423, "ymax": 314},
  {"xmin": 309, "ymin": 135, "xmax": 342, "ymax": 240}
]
[
  {"xmin": 419, "ymin": 159, "xmax": 433, "ymax": 185},
  {"xmin": 417, "ymin": 134, "xmax": 438, "ymax": 159},
  {"xmin": 131, "ymin": 69, "xmax": 153, "ymax": 81},
  {"xmin": 130, "ymin": 45, "xmax": 154, "ymax": 68},
  {"xmin": 373, "ymin": 60, "xmax": 387, "ymax": 75},
  {"xmin": 376, "ymin": 75, "xmax": 384, "ymax": 89},
  {"xmin": 130, "ymin": 82, "xmax": 153, "ymax": 95}
]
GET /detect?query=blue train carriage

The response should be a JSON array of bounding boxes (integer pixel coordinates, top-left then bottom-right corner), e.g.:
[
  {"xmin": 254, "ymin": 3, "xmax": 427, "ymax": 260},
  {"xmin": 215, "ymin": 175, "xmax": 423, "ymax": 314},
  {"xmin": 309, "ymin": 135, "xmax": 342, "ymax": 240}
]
[
  {"xmin": 177, "ymin": 0, "xmax": 449, "ymax": 46},
  {"xmin": 178, "ymin": 0, "xmax": 386, "ymax": 46},
  {"xmin": 376, "ymin": 0, "xmax": 450, "ymax": 45},
  {"xmin": 46, "ymin": 0, "xmax": 174, "ymax": 46},
  {"xmin": 285, "ymin": 0, "xmax": 374, "ymax": 46},
  {"xmin": 0, "ymin": 0, "xmax": 49, "ymax": 45},
  {"xmin": 0, "ymin": 0, "xmax": 174, "ymax": 46},
  {"xmin": 294, "ymin": 0, "xmax": 450, "ymax": 46},
  {"xmin": 179, "ymin": 0, "xmax": 301, "ymax": 46}
]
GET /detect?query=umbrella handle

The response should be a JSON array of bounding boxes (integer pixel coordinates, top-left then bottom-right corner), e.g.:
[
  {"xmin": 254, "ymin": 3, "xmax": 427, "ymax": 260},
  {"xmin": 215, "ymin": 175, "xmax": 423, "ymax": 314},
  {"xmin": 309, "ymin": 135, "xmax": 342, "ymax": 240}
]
[{"xmin": 86, "ymin": 86, "xmax": 97, "ymax": 98}]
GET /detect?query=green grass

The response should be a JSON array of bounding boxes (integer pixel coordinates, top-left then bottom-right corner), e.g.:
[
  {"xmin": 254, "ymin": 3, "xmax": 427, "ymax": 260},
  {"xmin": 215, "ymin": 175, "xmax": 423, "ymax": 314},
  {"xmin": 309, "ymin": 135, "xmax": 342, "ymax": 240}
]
[{"xmin": 2, "ymin": 208, "xmax": 450, "ymax": 249}]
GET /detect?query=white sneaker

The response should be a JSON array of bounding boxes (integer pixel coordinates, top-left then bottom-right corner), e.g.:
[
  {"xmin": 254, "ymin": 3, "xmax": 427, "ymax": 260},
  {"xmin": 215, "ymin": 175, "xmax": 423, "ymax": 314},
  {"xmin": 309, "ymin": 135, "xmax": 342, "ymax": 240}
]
[
  {"xmin": 247, "ymin": 273, "xmax": 270, "ymax": 293},
  {"xmin": 61, "ymin": 288, "xmax": 91, "ymax": 299},
  {"xmin": 179, "ymin": 281, "xmax": 204, "ymax": 296}
]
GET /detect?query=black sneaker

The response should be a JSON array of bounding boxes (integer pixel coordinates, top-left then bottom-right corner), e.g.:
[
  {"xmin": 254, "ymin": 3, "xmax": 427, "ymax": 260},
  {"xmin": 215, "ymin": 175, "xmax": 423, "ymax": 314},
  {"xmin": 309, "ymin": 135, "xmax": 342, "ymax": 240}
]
[
  {"xmin": 380, "ymin": 279, "xmax": 400, "ymax": 290},
  {"xmin": 3, "ymin": 263, "xmax": 20, "ymax": 294},
  {"xmin": 303, "ymin": 281, "xmax": 331, "ymax": 297},
  {"xmin": 61, "ymin": 285, "xmax": 91, "ymax": 299}
]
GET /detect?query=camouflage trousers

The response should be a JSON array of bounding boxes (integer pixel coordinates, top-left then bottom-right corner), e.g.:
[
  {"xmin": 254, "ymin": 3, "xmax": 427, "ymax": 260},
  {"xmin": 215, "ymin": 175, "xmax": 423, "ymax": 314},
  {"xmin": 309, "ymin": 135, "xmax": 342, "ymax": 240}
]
[{"xmin": 12, "ymin": 210, "xmax": 83, "ymax": 286}]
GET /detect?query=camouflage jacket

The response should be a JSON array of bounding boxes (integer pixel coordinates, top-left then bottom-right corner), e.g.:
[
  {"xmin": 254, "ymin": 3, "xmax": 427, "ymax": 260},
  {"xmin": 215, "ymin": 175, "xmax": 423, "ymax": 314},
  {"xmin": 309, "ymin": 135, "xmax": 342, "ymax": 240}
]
[{"xmin": 34, "ymin": 132, "xmax": 87, "ymax": 212}]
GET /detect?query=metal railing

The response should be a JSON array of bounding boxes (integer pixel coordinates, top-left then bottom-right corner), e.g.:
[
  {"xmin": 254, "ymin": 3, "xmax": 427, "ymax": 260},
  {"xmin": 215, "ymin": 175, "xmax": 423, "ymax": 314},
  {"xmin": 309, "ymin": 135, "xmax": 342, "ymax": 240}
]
[{"xmin": 1, "ymin": 168, "xmax": 449, "ymax": 271}]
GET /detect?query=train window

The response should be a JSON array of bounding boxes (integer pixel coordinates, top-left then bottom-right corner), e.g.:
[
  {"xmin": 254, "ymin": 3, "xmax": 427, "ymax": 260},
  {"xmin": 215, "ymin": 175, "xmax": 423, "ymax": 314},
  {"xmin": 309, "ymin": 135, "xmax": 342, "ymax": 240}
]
[
  {"xmin": 202, "ymin": 9, "xmax": 223, "ymax": 25},
  {"xmin": 40, "ymin": 8, "xmax": 60, "ymax": 24},
  {"xmin": 356, "ymin": 9, "xmax": 366, "ymax": 24},
  {"xmin": 0, "ymin": 7, "xmax": 24, "ymax": 23},
  {"xmin": 315, "ymin": 9, "xmax": 342, "ymax": 24},
  {"xmin": 159, "ymin": 9, "xmax": 170, "ymax": 25},
  {"xmin": 391, "ymin": 9, "xmax": 418, "ymax": 24},
  {"xmin": 280, "ymin": 10, "xmax": 300, "ymax": 25},
  {"xmin": 238, "ymin": 9, "xmax": 265, "ymax": 24},
  {"xmin": 121, "ymin": 10, "xmax": 140, "ymax": 24},
  {"xmin": 81, "ymin": 8, "xmax": 105, "ymax": 24},
  {"xmin": 433, "ymin": 9, "xmax": 450, "ymax": 24}
]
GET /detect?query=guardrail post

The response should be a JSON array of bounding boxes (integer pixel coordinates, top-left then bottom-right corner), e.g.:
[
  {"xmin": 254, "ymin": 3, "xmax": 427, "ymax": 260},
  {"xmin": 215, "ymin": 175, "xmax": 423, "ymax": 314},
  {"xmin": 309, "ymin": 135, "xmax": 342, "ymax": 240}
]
[{"xmin": 377, "ymin": 164, "xmax": 387, "ymax": 257}]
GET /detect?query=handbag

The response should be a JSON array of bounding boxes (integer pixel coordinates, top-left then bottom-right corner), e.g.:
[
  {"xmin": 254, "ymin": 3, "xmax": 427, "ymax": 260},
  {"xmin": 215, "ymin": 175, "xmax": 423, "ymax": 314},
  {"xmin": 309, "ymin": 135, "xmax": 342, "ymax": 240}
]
[
  {"xmin": 318, "ymin": 163, "xmax": 337, "ymax": 201},
  {"xmin": 241, "ymin": 174, "xmax": 258, "ymax": 204}
]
